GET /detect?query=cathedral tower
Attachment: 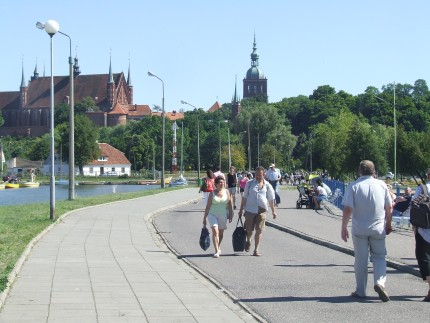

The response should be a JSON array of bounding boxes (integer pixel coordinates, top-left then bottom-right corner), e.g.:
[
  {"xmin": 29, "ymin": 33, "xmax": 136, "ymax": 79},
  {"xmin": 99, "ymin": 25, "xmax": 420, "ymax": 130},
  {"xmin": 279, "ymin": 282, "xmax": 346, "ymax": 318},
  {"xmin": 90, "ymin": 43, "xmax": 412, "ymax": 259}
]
[{"xmin": 243, "ymin": 34, "xmax": 268, "ymax": 102}]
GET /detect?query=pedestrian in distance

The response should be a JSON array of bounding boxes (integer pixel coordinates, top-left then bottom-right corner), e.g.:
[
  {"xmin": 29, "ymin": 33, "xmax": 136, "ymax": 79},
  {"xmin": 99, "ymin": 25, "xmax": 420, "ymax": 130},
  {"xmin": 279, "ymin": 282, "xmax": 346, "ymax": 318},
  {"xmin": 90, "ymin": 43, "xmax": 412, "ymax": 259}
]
[
  {"xmin": 238, "ymin": 166, "xmax": 277, "ymax": 257},
  {"xmin": 213, "ymin": 165, "xmax": 225, "ymax": 180},
  {"xmin": 341, "ymin": 160, "xmax": 393, "ymax": 302},
  {"xmin": 199, "ymin": 169, "xmax": 216, "ymax": 206},
  {"xmin": 227, "ymin": 166, "xmax": 238, "ymax": 209},
  {"xmin": 266, "ymin": 163, "xmax": 281, "ymax": 206},
  {"xmin": 203, "ymin": 176, "xmax": 234, "ymax": 258},
  {"xmin": 239, "ymin": 171, "xmax": 249, "ymax": 197},
  {"xmin": 393, "ymin": 186, "xmax": 412, "ymax": 218},
  {"xmin": 412, "ymin": 169, "xmax": 430, "ymax": 302},
  {"xmin": 266, "ymin": 163, "xmax": 281, "ymax": 192}
]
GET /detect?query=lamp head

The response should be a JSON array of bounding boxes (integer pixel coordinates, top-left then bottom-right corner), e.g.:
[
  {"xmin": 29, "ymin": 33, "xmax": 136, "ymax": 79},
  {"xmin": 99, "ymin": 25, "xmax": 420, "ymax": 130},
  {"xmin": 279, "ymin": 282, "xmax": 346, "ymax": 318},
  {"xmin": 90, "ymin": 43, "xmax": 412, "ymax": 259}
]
[
  {"xmin": 36, "ymin": 21, "xmax": 45, "ymax": 30},
  {"xmin": 147, "ymin": 71, "xmax": 155, "ymax": 77},
  {"xmin": 36, "ymin": 20, "xmax": 60, "ymax": 36},
  {"xmin": 180, "ymin": 100, "xmax": 186, "ymax": 105}
]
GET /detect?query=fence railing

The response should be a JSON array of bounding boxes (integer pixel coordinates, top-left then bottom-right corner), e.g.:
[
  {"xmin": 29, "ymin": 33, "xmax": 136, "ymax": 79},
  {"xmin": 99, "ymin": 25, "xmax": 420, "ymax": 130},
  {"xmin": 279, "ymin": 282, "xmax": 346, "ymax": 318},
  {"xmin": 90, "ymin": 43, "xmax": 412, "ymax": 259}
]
[{"xmin": 323, "ymin": 179, "xmax": 347, "ymax": 210}]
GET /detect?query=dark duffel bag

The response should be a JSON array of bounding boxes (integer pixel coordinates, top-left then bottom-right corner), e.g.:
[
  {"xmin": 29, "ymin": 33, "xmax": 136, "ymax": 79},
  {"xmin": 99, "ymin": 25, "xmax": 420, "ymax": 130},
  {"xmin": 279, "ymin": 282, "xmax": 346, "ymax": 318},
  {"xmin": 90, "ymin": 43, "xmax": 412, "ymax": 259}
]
[
  {"xmin": 410, "ymin": 184, "xmax": 430, "ymax": 229},
  {"xmin": 232, "ymin": 217, "xmax": 247, "ymax": 252},
  {"xmin": 199, "ymin": 226, "xmax": 210, "ymax": 251}
]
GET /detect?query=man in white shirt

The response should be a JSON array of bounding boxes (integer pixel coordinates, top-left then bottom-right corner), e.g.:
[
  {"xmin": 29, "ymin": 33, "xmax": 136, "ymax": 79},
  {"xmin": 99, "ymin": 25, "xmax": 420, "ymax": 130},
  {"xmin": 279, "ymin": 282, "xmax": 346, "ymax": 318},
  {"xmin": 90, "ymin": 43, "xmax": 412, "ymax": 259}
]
[{"xmin": 341, "ymin": 160, "xmax": 392, "ymax": 302}]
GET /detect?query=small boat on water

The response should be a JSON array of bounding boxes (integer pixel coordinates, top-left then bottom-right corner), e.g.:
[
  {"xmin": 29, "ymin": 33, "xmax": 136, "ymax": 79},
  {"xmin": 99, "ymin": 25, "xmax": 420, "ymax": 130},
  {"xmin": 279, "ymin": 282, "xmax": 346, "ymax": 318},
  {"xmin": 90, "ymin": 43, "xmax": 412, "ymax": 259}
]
[
  {"xmin": 19, "ymin": 181, "xmax": 40, "ymax": 188},
  {"xmin": 137, "ymin": 180, "xmax": 157, "ymax": 185},
  {"xmin": 169, "ymin": 174, "xmax": 188, "ymax": 187},
  {"xmin": 156, "ymin": 177, "xmax": 172, "ymax": 185},
  {"xmin": 5, "ymin": 182, "xmax": 19, "ymax": 189}
]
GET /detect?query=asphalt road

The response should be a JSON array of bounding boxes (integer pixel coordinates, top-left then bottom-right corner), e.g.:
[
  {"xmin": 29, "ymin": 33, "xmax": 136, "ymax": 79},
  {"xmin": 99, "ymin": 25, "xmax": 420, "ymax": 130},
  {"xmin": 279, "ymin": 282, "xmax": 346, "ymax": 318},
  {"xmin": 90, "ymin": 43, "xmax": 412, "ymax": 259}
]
[{"xmin": 154, "ymin": 189, "xmax": 429, "ymax": 323}]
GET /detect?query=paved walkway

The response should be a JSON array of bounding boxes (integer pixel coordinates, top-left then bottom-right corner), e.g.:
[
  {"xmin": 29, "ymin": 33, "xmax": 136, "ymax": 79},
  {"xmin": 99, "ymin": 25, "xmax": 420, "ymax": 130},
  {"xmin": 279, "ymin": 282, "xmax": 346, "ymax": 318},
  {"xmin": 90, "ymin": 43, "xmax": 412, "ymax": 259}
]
[
  {"xmin": 0, "ymin": 186, "xmax": 421, "ymax": 322},
  {"xmin": 0, "ymin": 188, "xmax": 255, "ymax": 323}
]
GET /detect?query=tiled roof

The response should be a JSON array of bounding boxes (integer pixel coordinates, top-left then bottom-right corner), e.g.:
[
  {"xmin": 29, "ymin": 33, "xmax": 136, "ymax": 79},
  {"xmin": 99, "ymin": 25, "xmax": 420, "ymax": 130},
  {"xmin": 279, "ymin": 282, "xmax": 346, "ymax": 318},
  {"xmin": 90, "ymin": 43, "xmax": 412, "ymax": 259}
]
[
  {"xmin": 109, "ymin": 103, "xmax": 128, "ymax": 115},
  {"xmin": 208, "ymin": 101, "xmax": 222, "ymax": 112},
  {"xmin": 88, "ymin": 143, "xmax": 131, "ymax": 166},
  {"xmin": 128, "ymin": 104, "xmax": 152, "ymax": 117},
  {"xmin": 151, "ymin": 111, "xmax": 184, "ymax": 121},
  {"xmin": 1, "ymin": 73, "xmax": 124, "ymax": 111},
  {"xmin": 0, "ymin": 91, "xmax": 19, "ymax": 110}
]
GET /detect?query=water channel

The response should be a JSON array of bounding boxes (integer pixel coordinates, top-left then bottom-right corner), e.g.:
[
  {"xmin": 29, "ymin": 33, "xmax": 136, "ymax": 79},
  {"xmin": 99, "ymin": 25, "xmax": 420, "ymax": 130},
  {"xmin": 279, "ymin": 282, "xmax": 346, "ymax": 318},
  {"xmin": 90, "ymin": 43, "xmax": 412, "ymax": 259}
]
[{"xmin": 0, "ymin": 183, "xmax": 160, "ymax": 206}]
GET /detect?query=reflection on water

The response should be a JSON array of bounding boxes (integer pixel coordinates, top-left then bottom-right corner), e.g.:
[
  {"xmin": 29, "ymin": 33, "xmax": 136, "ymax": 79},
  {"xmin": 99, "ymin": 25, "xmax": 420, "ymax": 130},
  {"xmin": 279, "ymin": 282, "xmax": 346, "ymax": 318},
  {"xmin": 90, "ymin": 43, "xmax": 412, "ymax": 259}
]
[{"xmin": 0, "ymin": 184, "xmax": 160, "ymax": 206}]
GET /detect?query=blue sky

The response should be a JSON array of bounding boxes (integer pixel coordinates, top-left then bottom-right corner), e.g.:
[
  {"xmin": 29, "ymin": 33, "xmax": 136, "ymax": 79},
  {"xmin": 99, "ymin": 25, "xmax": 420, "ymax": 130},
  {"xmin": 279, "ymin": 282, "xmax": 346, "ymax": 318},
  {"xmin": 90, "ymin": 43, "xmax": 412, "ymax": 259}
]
[{"xmin": 1, "ymin": 0, "xmax": 429, "ymax": 112}]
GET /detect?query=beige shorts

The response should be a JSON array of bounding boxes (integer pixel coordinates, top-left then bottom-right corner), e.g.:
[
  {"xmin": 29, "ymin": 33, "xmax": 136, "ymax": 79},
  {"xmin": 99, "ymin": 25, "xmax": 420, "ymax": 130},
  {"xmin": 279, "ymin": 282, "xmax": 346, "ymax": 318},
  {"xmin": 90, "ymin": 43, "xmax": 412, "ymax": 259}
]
[{"xmin": 244, "ymin": 207, "xmax": 267, "ymax": 233}]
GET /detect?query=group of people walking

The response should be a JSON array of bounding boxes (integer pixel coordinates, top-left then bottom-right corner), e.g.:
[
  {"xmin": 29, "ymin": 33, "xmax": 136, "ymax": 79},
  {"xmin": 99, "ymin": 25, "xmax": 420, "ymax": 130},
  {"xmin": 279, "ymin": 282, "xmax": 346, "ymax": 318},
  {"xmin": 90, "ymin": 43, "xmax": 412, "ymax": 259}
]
[
  {"xmin": 201, "ymin": 165, "xmax": 277, "ymax": 258},
  {"xmin": 198, "ymin": 159, "xmax": 430, "ymax": 303}
]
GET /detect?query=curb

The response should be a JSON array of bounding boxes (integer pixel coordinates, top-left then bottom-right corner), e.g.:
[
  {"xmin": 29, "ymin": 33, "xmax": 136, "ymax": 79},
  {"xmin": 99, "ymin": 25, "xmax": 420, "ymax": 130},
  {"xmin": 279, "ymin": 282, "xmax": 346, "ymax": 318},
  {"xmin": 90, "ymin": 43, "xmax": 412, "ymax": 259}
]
[{"xmin": 150, "ymin": 206, "xmax": 267, "ymax": 323}]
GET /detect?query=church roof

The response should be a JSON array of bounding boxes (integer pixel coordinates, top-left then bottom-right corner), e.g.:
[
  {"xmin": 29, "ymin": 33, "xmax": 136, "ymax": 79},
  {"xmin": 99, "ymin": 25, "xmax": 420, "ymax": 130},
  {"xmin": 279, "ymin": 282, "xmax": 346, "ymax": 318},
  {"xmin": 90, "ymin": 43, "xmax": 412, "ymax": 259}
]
[{"xmin": 207, "ymin": 101, "xmax": 222, "ymax": 112}]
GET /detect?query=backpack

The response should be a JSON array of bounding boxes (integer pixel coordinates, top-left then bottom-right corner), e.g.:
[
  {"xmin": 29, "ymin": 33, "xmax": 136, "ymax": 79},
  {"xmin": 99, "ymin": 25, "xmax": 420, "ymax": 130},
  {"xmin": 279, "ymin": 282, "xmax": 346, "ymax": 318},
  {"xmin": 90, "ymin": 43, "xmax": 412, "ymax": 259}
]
[
  {"xmin": 410, "ymin": 184, "xmax": 430, "ymax": 229},
  {"xmin": 200, "ymin": 178, "xmax": 208, "ymax": 192}
]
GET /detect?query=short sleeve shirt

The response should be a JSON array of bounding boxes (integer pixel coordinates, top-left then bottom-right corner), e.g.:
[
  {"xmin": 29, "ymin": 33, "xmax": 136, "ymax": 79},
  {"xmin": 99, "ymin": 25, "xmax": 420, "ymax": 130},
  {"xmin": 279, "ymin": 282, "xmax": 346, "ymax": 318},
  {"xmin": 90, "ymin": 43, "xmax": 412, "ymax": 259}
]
[
  {"xmin": 342, "ymin": 176, "xmax": 392, "ymax": 235},
  {"xmin": 243, "ymin": 179, "xmax": 275, "ymax": 213}
]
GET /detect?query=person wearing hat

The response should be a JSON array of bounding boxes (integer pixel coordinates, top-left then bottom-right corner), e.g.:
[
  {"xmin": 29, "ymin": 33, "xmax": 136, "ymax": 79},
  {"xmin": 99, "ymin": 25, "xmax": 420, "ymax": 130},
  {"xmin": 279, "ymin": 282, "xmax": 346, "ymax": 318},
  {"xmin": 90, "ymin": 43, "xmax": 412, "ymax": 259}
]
[{"xmin": 266, "ymin": 163, "xmax": 281, "ymax": 206}]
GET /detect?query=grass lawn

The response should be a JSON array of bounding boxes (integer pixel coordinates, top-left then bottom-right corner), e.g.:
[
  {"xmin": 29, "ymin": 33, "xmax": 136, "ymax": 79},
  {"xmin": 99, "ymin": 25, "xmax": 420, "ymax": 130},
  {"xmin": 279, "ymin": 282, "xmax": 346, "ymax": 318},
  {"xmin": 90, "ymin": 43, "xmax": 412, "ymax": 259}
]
[{"xmin": 0, "ymin": 186, "xmax": 183, "ymax": 293}]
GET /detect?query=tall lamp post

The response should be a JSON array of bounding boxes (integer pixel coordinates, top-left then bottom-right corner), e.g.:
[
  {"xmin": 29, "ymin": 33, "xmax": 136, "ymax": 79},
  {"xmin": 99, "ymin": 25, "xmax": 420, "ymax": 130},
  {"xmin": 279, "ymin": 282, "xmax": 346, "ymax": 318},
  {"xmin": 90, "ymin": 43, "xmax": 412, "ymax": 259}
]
[
  {"xmin": 36, "ymin": 20, "xmax": 59, "ymax": 220},
  {"xmin": 227, "ymin": 127, "xmax": 231, "ymax": 168},
  {"xmin": 181, "ymin": 101, "xmax": 200, "ymax": 183},
  {"xmin": 218, "ymin": 120, "xmax": 228, "ymax": 169},
  {"xmin": 376, "ymin": 82, "xmax": 397, "ymax": 183},
  {"xmin": 148, "ymin": 71, "xmax": 165, "ymax": 188},
  {"xmin": 247, "ymin": 120, "xmax": 251, "ymax": 171}
]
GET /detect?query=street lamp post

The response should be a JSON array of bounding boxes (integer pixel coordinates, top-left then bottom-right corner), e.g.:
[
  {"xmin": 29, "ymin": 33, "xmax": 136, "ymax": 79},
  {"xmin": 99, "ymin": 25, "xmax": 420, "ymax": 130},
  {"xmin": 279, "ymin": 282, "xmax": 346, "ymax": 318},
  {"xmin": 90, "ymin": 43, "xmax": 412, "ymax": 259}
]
[
  {"xmin": 60, "ymin": 31, "xmax": 75, "ymax": 200},
  {"xmin": 181, "ymin": 122, "xmax": 184, "ymax": 174},
  {"xmin": 247, "ymin": 120, "xmax": 251, "ymax": 171},
  {"xmin": 148, "ymin": 71, "xmax": 165, "ymax": 188},
  {"xmin": 181, "ymin": 100, "xmax": 200, "ymax": 184},
  {"xmin": 376, "ymin": 83, "xmax": 397, "ymax": 183},
  {"xmin": 227, "ymin": 127, "xmax": 231, "ymax": 168},
  {"xmin": 37, "ymin": 21, "xmax": 75, "ymax": 200},
  {"xmin": 257, "ymin": 133, "xmax": 260, "ymax": 167},
  {"xmin": 218, "ymin": 120, "xmax": 228, "ymax": 169},
  {"xmin": 309, "ymin": 133, "xmax": 313, "ymax": 172},
  {"xmin": 36, "ymin": 20, "xmax": 59, "ymax": 220}
]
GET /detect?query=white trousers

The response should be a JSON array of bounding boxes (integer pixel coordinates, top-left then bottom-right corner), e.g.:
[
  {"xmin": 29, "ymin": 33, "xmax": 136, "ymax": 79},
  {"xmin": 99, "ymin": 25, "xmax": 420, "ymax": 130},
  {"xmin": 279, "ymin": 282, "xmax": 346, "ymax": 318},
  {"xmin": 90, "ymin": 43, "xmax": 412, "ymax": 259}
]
[{"xmin": 352, "ymin": 232, "xmax": 387, "ymax": 296}]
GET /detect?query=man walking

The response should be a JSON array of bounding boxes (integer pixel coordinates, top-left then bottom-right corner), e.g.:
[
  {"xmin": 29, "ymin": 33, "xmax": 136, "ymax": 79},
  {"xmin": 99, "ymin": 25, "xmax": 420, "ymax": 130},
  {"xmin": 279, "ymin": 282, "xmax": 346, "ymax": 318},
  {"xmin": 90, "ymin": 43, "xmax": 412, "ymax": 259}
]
[
  {"xmin": 341, "ymin": 160, "xmax": 393, "ymax": 302},
  {"xmin": 266, "ymin": 163, "xmax": 281, "ymax": 206}
]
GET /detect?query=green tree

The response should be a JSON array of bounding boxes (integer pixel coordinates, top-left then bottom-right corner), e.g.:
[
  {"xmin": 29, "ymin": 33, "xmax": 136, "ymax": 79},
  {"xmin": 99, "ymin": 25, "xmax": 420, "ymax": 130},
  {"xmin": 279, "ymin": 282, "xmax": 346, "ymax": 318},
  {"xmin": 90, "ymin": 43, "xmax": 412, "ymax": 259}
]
[
  {"xmin": 57, "ymin": 115, "xmax": 100, "ymax": 174},
  {"xmin": 312, "ymin": 110, "xmax": 358, "ymax": 179},
  {"xmin": 27, "ymin": 134, "xmax": 50, "ymax": 161}
]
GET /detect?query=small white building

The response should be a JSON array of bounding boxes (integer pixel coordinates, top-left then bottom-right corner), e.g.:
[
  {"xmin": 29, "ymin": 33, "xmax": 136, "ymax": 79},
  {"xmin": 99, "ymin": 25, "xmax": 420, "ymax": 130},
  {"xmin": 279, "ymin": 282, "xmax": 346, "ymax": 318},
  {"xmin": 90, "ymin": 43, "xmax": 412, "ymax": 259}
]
[{"xmin": 82, "ymin": 143, "xmax": 131, "ymax": 177}]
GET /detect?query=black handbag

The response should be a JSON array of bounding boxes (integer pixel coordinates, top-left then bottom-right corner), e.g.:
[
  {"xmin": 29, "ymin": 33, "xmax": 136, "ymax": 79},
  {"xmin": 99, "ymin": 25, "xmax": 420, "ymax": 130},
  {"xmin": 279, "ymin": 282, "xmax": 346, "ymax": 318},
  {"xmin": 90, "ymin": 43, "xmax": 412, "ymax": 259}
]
[
  {"xmin": 232, "ymin": 217, "xmax": 247, "ymax": 252},
  {"xmin": 410, "ymin": 184, "xmax": 430, "ymax": 229},
  {"xmin": 199, "ymin": 226, "xmax": 210, "ymax": 251}
]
